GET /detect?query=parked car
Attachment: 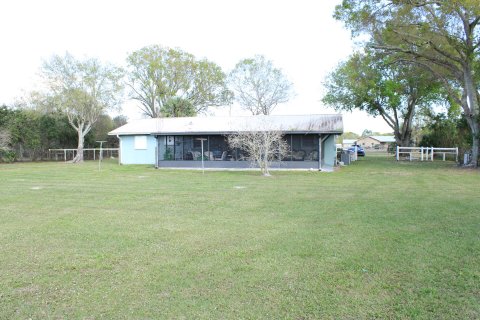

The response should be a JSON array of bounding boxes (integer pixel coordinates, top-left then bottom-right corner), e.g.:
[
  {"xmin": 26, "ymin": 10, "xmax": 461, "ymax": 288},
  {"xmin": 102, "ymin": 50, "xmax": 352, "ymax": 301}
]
[{"xmin": 348, "ymin": 145, "xmax": 365, "ymax": 156}]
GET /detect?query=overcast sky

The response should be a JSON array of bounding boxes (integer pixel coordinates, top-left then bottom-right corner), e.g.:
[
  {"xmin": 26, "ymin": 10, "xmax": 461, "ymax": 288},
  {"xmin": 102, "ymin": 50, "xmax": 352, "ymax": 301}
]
[{"xmin": 0, "ymin": 0, "xmax": 392, "ymax": 134}]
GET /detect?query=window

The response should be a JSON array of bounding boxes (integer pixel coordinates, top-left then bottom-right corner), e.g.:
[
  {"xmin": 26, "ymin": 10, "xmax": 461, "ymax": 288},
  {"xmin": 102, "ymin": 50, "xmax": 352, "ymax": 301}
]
[{"xmin": 134, "ymin": 136, "xmax": 147, "ymax": 149}]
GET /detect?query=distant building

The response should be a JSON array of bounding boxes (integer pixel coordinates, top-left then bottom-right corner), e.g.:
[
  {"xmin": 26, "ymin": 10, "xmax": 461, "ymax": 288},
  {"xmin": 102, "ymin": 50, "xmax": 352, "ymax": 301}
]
[
  {"xmin": 109, "ymin": 114, "xmax": 343, "ymax": 170},
  {"xmin": 342, "ymin": 139, "xmax": 357, "ymax": 148},
  {"xmin": 356, "ymin": 135, "xmax": 395, "ymax": 150}
]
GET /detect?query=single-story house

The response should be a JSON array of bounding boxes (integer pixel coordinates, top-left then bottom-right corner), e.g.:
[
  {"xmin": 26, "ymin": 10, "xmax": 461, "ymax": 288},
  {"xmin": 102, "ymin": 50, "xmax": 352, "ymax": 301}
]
[
  {"xmin": 108, "ymin": 114, "xmax": 343, "ymax": 170},
  {"xmin": 356, "ymin": 135, "xmax": 395, "ymax": 150}
]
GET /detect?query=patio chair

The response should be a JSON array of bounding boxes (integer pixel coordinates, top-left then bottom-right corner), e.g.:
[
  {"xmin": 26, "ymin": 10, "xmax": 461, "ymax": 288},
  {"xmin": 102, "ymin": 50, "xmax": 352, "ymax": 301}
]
[{"xmin": 204, "ymin": 151, "xmax": 214, "ymax": 160}]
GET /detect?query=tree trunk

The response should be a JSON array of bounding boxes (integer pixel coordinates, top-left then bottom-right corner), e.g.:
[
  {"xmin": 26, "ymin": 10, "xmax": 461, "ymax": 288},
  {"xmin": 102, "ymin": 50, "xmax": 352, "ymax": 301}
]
[
  {"xmin": 400, "ymin": 136, "xmax": 411, "ymax": 148},
  {"xmin": 394, "ymin": 129, "xmax": 411, "ymax": 147},
  {"xmin": 72, "ymin": 127, "xmax": 84, "ymax": 163},
  {"xmin": 472, "ymin": 134, "xmax": 479, "ymax": 167},
  {"xmin": 401, "ymin": 127, "xmax": 412, "ymax": 147},
  {"xmin": 463, "ymin": 65, "xmax": 479, "ymax": 167},
  {"xmin": 395, "ymin": 130, "xmax": 410, "ymax": 147},
  {"xmin": 262, "ymin": 158, "xmax": 271, "ymax": 176},
  {"xmin": 465, "ymin": 116, "xmax": 479, "ymax": 167}
]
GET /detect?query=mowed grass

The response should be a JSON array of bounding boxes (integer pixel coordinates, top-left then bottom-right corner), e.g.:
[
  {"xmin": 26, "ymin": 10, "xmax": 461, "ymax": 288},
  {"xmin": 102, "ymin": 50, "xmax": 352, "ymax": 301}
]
[{"xmin": 0, "ymin": 155, "xmax": 479, "ymax": 319}]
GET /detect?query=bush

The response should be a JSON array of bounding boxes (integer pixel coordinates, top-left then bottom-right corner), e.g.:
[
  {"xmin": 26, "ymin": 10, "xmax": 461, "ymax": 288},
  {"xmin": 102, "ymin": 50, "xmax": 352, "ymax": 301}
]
[{"xmin": 0, "ymin": 150, "xmax": 16, "ymax": 163}]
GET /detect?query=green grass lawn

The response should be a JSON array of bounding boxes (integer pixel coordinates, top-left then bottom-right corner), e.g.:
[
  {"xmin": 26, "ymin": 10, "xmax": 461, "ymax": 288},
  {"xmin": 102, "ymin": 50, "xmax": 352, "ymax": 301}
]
[{"xmin": 1, "ymin": 155, "xmax": 479, "ymax": 319}]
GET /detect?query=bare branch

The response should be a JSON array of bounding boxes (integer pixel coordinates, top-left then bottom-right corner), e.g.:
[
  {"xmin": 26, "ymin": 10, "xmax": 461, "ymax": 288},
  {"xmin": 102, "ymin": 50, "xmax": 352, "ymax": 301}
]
[{"xmin": 228, "ymin": 124, "xmax": 288, "ymax": 176}]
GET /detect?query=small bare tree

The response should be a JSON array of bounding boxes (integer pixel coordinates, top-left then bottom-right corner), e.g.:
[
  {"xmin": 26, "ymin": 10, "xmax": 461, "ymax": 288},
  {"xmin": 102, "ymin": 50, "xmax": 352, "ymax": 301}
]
[{"xmin": 228, "ymin": 130, "xmax": 288, "ymax": 176}]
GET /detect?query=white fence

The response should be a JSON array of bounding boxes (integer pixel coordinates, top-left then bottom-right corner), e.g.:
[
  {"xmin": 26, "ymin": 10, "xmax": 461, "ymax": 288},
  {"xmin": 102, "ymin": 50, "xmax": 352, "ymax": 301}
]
[
  {"xmin": 396, "ymin": 146, "xmax": 458, "ymax": 162},
  {"xmin": 48, "ymin": 148, "xmax": 119, "ymax": 162}
]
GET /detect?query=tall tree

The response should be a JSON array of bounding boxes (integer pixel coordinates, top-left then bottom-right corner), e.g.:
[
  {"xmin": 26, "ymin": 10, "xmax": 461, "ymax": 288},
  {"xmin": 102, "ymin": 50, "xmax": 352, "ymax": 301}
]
[
  {"xmin": 334, "ymin": 0, "xmax": 480, "ymax": 165},
  {"xmin": 342, "ymin": 132, "xmax": 360, "ymax": 140},
  {"xmin": 0, "ymin": 105, "xmax": 10, "ymax": 127},
  {"xmin": 228, "ymin": 55, "xmax": 293, "ymax": 115},
  {"xmin": 126, "ymin": 45, "xmax": 231, "ymax": 118},
  {"xmin": 361, "ymin": 129, "xmax": 373, "ymax": 137},
  {"xmin": 112, "ymin": 115, "xmax": 128, "ymax": 128},
  {"xmin": 323, "ymin": 51, "xmax": 443, "ymax": 147},
  {"xmin": 161, "ymin": 97, "xmax": 196, "ymax": 118},
  {"xmin": 42, "ymin": 52, "xmax": 124, "ymax": 162},
  {"xmin": 420, "ymin": 112, "xmax": 471, "ymax": 151}
]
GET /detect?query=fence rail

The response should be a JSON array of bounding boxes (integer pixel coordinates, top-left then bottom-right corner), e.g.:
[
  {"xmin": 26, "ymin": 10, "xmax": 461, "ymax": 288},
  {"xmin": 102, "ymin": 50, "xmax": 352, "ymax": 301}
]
[
  {"xmin": 396, "ymin": 146, "xmax": 458, "ymax": 162},
  {"xmin": 48, "ymin": 148, "xmax": 119, "ymax": 162}
]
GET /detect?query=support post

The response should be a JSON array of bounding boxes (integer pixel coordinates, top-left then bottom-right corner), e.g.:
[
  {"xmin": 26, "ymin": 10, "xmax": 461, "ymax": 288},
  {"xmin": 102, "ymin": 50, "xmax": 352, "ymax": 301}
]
[
  {"xmin": 196, "ymin": 138, "xmax": 207, "ymax": 174},
  {"xmin": 318, "ymin": 134, "xmax": 322, "ymax": 171},
  {"xmin": 421, "ymin": 147, "xmax": 423, "ymax": 161},
  {"xmin": 396, "ymin": 146, "xmax": 399, "ymax": 161},
  {"xmin": 201, "ymin": 140, "xmax": 204, "ymax": 174},
  {"xmin": 96, "ymin": 141, "xmax": 106, "ymax": 171}
]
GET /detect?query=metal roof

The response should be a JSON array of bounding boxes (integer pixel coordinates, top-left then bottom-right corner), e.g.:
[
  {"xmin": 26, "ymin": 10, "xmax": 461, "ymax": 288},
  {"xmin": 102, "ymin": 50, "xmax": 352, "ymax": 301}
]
[{"xmin": 109, "ymin": 114, "xmax": 343, "ymax": 136}]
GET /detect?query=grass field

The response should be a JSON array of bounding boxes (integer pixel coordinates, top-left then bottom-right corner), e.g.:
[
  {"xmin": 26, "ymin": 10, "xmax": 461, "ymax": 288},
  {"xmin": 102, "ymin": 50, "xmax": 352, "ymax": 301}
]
[{"xmin": 1, "ymin": 155, "xmax": 479, "ymax": 319}]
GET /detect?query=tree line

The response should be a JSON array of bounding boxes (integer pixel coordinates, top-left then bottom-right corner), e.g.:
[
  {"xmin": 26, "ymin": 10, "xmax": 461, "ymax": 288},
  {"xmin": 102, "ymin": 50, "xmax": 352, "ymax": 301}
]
[
  {"xmin": 0, "ymin": 105, "xmax": 126, "ymax": 162},
  {"xmin": 0, "ymin": 47, "xmax": 293, "ymax": 163}
]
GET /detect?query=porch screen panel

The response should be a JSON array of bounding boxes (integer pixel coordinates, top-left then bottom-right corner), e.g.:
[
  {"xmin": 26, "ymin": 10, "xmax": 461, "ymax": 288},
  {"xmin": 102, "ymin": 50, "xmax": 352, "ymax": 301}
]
[
  {"xmin": 174, "ymin": 136, "xmax": 183, "ymax": 160},
  {"xmin": 192, "ymin": 136, "xmax": 209, "ymax": 160},
  {"xmin": 164, "ymin": 136, "xmax": 174, "ymax": 160},
  {"xmin": 291, "ymin": 135, "xmax": 304, "ymax": 160},
  {"xmin": 158, "ymin": 136, "xmax": 166, "ymax": 161},
  {"xmin": 208, "ymin": 135, "xmax": 229, "ymax": 160},
  {"xmin": 183, "ymin": 136, "xmax": 194, "ymax": 160},
  {"xmin": 283, "ymin": 134, "xmax": 293, "ymax": 161},
  {"xmin": 303, "ymin": 135, "xmax": 319, "ymax": 161}
]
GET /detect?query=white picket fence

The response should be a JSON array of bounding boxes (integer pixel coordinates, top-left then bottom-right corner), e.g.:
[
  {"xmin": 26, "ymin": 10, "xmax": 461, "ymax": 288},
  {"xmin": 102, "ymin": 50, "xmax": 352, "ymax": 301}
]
[{"xmin": 396, "ymin": 146, "xmax": 458, "ymax": 162}]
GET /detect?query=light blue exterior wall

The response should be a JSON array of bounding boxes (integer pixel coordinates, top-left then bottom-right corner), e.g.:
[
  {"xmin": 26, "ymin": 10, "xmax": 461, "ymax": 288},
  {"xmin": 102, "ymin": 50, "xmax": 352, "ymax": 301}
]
[
  {"xmin": 119, "ymin": 135, "xmax": 156, "ymax": 165},
  {"xmin": 323, "ymin": 135, "xmax": 337, "ymax": 167}
]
